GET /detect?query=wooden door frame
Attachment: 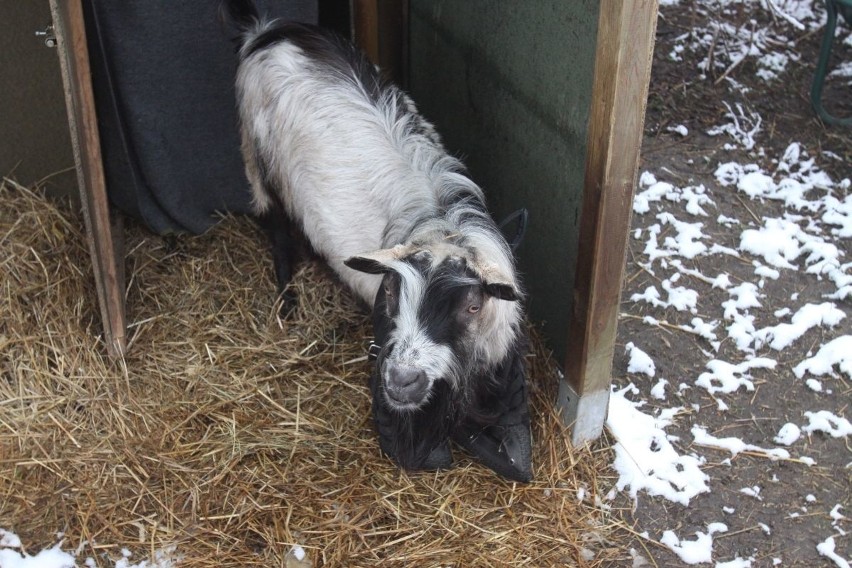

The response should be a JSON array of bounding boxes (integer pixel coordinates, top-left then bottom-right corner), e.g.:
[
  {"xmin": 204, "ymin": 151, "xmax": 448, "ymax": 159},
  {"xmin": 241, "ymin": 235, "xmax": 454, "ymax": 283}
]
[
  {"xmin": 559, "ymin": 0, "xmax": 658, "ymax": 444},
  {"xmin": 48, "ymin": 0, "xmax": 658, "ymax": 428},
  {"xmin": 50, "ymin": 0, "xmax": 126, "ymax": 358}
]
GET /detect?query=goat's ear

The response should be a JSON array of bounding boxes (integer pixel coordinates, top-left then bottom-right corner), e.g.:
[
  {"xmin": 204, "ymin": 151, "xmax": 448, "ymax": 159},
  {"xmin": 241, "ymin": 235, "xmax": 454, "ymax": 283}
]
[
  {"xmin": 344, "ymin": 245, "xmax": 411, "ymax": 274},
  {"xmin": 343, "ymin": 256, "xmax": 387, "ymax": 274},
  {"xmin": 472, "ymin": 259, "xmax": 520, "ymax": 302},
  {"xmin": 484, "ymin": 282, "xmax": 520, "ymax": 302}
]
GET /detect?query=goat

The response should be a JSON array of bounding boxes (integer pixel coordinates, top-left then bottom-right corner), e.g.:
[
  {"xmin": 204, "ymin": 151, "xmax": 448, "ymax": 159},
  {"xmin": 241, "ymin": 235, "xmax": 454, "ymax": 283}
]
[{"xmin": 223, "ymin": 0, "xmax": 532, "ymax": 481}]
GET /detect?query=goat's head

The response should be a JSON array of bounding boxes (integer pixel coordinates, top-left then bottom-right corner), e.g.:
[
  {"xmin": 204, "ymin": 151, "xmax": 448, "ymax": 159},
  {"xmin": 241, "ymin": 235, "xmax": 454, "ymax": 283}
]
[{"xmin": 345, "ymin": 241, "xmax": 522, "ymax": 412}]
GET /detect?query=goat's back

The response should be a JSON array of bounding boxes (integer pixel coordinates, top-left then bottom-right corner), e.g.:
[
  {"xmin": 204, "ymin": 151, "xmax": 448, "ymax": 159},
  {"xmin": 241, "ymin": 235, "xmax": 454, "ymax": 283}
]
[{"xmin": 235, "ymin": 22, "xmax": 449, "ymax": 304}]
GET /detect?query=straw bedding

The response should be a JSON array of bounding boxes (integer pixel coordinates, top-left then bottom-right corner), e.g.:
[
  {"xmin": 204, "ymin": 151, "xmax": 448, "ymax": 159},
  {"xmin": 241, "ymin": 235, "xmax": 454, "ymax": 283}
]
[{"xmin": 0, "ymin": 180, "xmax": 629, "ymax": 566}]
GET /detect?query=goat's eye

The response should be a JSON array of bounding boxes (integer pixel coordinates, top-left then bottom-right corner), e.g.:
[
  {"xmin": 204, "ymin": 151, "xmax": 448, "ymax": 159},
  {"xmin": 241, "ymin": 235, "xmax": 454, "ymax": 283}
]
[{"xmin": 467, "ymin": 304, "xmax": 481, "ymax": 314}]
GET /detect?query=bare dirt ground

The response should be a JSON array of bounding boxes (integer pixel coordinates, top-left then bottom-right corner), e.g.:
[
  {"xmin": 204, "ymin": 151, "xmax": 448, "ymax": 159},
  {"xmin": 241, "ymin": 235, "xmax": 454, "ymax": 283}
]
[{"xmin": 609, "ymin": 2, "xmax": 851, "ymax": 566}]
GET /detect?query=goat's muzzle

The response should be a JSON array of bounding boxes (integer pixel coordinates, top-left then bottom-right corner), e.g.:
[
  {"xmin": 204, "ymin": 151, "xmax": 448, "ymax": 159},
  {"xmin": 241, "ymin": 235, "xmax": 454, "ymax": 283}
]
[{"xmin": 382, "ymin": 359, "xmax": 429, "ymax": 408}]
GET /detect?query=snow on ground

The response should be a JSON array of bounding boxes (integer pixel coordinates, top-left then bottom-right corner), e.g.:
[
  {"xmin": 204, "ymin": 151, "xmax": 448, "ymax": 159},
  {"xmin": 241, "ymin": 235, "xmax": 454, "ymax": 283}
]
[
  {"xmin": 773, "ymin": 422, "xmax": 802, "ymax": 446},
  {"xmin": 794, "ymin": 335, "xmax": 852, "ymax": 379},
  {"xmin": 0, "ymin": 529, "xmax": 178, "ymax": 568},
  {"xmin": 608, "ymin": 385, "xmax": 709, "ymax": 507},
  {"xmin": 626, "ymin": 342, "xmax": 657, "ymax": 377},
  {"xmin": 607, "ymin": 1, "xmax": 850, "ymax": 565},
  {"xmin": 662, "ymin": 0, "xmax": 823, "ymax": 84},
  {"xmin": 660, "ymin": 522, "xmax": 728, "ymax": 564}
]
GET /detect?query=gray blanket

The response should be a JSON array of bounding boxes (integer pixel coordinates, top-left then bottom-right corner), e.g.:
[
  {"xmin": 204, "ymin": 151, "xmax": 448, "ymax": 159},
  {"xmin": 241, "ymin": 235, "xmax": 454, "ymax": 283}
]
[{"xmin": 84, "ymin": 1, "xmax": 318, "ymax": 234}]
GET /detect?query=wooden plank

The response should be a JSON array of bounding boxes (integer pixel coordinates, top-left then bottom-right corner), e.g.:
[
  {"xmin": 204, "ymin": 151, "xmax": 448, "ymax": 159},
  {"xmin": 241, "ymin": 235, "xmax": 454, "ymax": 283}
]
[
  {"xmin": 559, "ymin": 0, "xmax": 658, "ymax": 444},
  {"xmin": 352, "ymin": 0, "xmax": 408, "ymax": 85},
  {"xmin": 352, "ymin": 0, "xmax": 380, "ymax": 66},
  {"xmin": 376, "ymin": 0, "xmax": 408, "ymax": 86},
  {"xmin": 50, "ymin": 0, "xmax": 127, "ymax": 357}
]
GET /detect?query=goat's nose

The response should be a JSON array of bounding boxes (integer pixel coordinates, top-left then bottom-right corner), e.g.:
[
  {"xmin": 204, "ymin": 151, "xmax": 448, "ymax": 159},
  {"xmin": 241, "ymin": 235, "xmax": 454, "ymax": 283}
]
[
  {"xmin": 388, "ymin": 363, "xmax": 425, "ymax": 389},
  {"xmin": 383, "ymin": 361, "xmax": 429, "ymax": 407}
]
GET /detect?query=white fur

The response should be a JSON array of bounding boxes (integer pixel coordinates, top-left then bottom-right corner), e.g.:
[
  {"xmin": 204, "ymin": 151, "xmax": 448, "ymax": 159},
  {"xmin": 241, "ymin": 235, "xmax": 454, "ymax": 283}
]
[{"xmin": 235, "ymin": 21, "xmax": 523, "ymax": 370}]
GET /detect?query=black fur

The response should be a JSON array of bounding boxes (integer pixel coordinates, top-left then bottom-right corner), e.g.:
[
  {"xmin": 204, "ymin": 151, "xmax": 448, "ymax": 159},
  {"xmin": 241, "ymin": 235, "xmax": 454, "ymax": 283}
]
[
  {"xmin": 246, "ymin": 124, "xmax": 300, "ymax": 309},
  {"xmin": 255, "ymin": 201, "xmax": 299, "ymax": 313},
  {"xmin": 451, "ymin": 339, "xmax": 533, "ymax": 482},
  {"xmin": 220, "ymin": 0, "xmax": 260, "ymax": 40},
  {"xmin": 223, "ymin": 0, "xmax": 438, "ymax": 172},
  {"xmin": 418, "ymin": 265, "xmax": 480, "ymax": 347}
]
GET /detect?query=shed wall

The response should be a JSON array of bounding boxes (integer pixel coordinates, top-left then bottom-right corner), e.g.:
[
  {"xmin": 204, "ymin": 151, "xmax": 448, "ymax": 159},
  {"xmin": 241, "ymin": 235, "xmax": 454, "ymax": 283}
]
[
  {"xmin": 408, "ymin": 0, "xmax": 600, "ymax": 366},
  {"xmin": 0, "ymin": 1, "xmax": 76, "ymax": 197}
]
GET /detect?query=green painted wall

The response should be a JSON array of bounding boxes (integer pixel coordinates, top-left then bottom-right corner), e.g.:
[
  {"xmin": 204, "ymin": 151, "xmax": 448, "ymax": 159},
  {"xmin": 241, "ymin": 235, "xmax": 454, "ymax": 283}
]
[{"xmin": 408, "ymin": 1, "xmax": 600, "ymax": 366}]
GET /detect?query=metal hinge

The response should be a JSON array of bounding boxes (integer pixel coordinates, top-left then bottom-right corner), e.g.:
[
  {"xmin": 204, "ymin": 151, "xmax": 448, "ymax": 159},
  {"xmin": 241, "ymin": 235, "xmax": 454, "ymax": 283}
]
[{"xmin": 35, "ymin": 24, "xmax": 56, "ymax": 48}]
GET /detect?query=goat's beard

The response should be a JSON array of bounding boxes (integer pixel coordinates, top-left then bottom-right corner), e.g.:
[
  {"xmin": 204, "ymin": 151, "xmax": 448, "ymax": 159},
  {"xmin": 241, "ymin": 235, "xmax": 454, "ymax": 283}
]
[{"xmin": 370, "ymin": 287, "xmax": 456, "ymax": 469}]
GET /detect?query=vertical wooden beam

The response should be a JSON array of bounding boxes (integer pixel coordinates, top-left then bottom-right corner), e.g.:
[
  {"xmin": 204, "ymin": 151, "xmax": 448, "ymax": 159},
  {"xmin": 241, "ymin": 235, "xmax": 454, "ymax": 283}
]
[
  {"xmin": 352, "ymin": 0, "xmax": 408, "ymax": 85},
  {"xmin": 352, "ymin": 0, "xmax": 380, "ymax": 64},
  {"xmin": 558, "ymin": 0, "xmax": 658, "ymax": 444},
  {"xmin": 376, "ymin": 0, "xmax": 408, "ymax": 87},
  {"xmin": 50, "ymin": 0, "xmax": 127, "ymax": 357}
]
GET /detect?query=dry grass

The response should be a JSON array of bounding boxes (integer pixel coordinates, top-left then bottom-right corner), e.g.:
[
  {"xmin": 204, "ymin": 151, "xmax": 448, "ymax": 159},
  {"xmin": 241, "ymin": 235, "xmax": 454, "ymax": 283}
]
[{"xmin": 0, "ymin": 179, "xmax": 629, "ymax": 567}]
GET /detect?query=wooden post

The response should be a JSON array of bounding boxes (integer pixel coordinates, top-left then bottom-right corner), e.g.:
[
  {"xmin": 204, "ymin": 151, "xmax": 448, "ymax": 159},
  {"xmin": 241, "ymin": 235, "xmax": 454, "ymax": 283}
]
[
  {"xmin": 352, "ymin": 0, "xmax": 408, "ymax": 86},
  {"xmin": 352, "ymin": 0, "xmax": 380, "ymax": 64},
  {"xmin": 50, "ymin": 0, "xmax": 127, "ymax": 357},
  {"xmin": 558, "ymin": 0, "xmax": 658, "ymax": 445}
]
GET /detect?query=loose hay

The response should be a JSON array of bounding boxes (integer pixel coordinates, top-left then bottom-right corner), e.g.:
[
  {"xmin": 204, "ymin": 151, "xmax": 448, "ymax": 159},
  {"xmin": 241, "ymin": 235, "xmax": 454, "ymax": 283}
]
[{"xmin": 0, "ymin": 180, "xmax": 628, "ymax": 566}]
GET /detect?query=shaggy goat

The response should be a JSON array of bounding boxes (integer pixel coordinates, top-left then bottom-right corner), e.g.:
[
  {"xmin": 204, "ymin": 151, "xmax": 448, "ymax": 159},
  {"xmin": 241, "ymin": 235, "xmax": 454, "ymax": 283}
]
[{"xmin": 224, "ymin": 0, "xmax": 532, "ymax": 480}]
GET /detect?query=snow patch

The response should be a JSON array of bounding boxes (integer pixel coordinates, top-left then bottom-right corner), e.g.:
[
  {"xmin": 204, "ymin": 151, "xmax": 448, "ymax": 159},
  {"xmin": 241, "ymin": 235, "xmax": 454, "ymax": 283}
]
[
  {"xmin": 607, "ymin": 385, "xmax": 709, "ymax": 506},
  {"xmin": 626, "ymin": 343, "xmax": 656, "ymax": 377},
  {"xmin": 802, "ymin": 411, "xmax": 852, "ymax": 439},
  {"xmin": 0, "ymin": 528, "xmax": 178, "ymax": 568},
  {"xmin": 740, "ymin": 486, "xmax": 763, "ymax": 501},
  {"xmin": 739, "ymin": 218, "xmax": 802, "ymax": 269},
  {"xmin": 816, "ymin": 536, "xmax": 850, "ymax": 568},
  {"xmin": 659, "ymin": 523, "xmax": 728, "ymax": 565},
  {"xmin": 794, "ymin": 336, "xmax": 852, "ymax": 379},
  {"xmin": 707, "ymin": 102, "xmax": 761, "ymax": 150},
  {"xmin": 695, "ymin": 358, "xmax": 776, "ymax": 397},
  {"xmin": 753, "ymin": 303, "xmax": 845, "ymax": 350},
  {"xmin": 651, "ymin": 379, "xmax": 669, "ymax": 400},
  {"xmin": 773, "ymin": 423, "xmax": 801, "ymax": 446}
]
